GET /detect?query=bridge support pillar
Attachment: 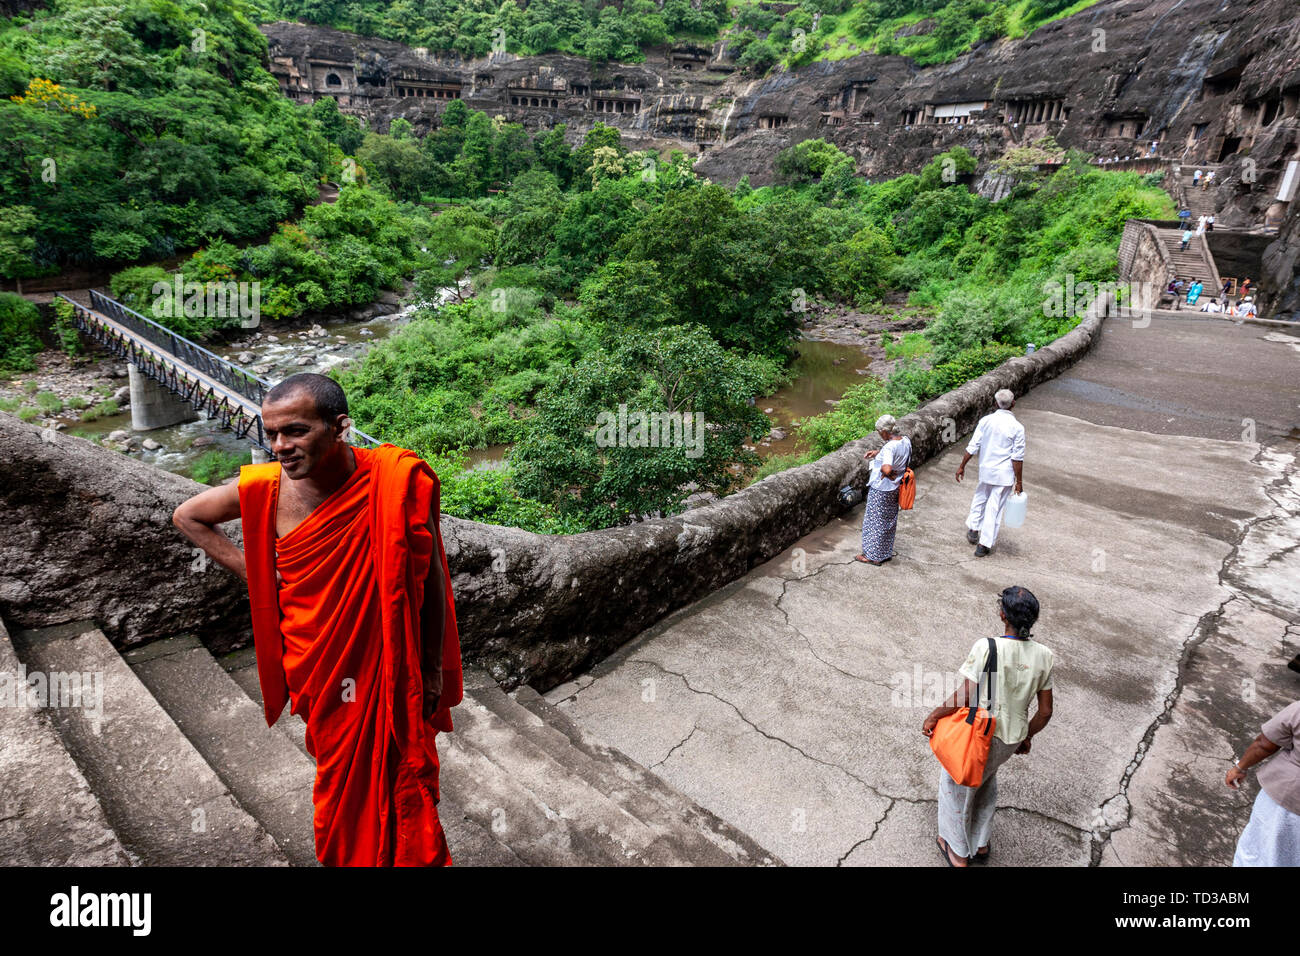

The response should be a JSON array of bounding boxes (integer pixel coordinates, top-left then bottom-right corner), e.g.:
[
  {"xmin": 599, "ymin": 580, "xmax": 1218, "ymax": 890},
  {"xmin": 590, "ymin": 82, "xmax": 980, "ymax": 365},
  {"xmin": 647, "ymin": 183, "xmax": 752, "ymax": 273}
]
[
  {"xmin": 250, "ymin": 448, "xmax": 271, "ymax": 464},
  {"xmin": 128, "ymin": 364, "xmax": 198, "ymax": 431}
]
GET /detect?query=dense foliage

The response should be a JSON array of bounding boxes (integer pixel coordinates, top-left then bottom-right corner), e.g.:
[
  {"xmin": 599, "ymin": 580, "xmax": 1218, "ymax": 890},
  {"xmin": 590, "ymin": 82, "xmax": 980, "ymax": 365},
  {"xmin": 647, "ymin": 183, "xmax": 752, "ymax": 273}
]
[
  {"xmin": 258, "ymin": 0, "xmax": 1101, "ymax": 71},
  {"xmin": 0, "ymin": 0, "xmax": 334, "ymax": 282},
  {"xmin": 327, "ymin": 108, "xmax": 1167, "ymax": 529},
  {"xmin": 0, "ymin": 0, "xmax": 1161, "ymax": 532},
  {"xmin": 256, "ymin": 0, "xmax": 728, "ymax": 61},
  {"xmin": 0, "ymin": 291, "xmax": 42, "ymax": 372}
]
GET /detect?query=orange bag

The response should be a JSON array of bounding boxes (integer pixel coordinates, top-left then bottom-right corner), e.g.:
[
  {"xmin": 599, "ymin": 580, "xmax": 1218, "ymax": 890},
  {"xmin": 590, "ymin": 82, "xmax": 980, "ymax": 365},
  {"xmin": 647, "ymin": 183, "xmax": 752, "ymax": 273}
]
[
  {"xmin": 897, "ymin": 468, "xmax": 916, "ymax": 510},
  {"xmin": 929, "ymin": 638, "xmax": 997, "ymax": 786}
]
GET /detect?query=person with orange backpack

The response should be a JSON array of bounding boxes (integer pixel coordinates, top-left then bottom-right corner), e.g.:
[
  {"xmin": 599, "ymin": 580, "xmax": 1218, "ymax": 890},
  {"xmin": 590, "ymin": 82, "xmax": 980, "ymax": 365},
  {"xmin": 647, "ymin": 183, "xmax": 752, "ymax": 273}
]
[{"xmin": 855, "ymin": 414, "xmax": 913, "ymax": 566}]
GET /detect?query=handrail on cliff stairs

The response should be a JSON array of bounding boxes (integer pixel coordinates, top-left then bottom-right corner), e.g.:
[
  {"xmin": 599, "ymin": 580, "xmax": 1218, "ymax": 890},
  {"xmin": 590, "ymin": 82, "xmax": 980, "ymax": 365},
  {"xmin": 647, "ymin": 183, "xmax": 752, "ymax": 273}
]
[{"xmin": 56, "ymin": 290, "xmax": 383, "ymax": 453}]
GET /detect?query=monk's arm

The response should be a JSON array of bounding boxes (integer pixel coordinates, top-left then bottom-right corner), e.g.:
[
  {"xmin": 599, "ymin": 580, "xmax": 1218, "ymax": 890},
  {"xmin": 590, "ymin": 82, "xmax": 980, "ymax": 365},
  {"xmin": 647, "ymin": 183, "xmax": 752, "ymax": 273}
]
[
  {"xmin": 172, "ymin": 482, "xmax": 248, "ymax": 582},
  {"xmin": 419, "ymin": 510, "xmax": 447, "ymax": 717}
]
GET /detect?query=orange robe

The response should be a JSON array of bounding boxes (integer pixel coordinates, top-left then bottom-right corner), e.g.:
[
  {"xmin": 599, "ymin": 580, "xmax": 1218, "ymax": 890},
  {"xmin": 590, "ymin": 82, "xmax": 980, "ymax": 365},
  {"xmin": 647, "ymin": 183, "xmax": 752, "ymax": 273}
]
[{"xmin": 237, "ymin": 443, "xmax": 463, "ymax": 866}]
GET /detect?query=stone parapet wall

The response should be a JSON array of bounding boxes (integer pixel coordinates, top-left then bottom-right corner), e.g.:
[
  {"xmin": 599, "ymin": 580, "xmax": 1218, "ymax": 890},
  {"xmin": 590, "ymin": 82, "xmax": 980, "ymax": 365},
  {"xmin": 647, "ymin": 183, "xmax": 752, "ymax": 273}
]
[{"xmin": 1120, "ymin": 219, "xmax": 1175, "ymax": 311}]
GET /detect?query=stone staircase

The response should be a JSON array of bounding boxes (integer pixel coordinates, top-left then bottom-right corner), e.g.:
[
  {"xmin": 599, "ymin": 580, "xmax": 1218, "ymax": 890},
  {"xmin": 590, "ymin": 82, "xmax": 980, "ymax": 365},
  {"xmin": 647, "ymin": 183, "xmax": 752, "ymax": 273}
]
[
  {"xmin": 0, "ymin": 615, "xmax": 779, "ymax": 867},
  {"xmin": 1154, "ymin": 227, "xmax": 1222, "ymax": 292},
  {"xmin": 1173, "ymin": 164, "xmax": 1220, "ymax": 221}
]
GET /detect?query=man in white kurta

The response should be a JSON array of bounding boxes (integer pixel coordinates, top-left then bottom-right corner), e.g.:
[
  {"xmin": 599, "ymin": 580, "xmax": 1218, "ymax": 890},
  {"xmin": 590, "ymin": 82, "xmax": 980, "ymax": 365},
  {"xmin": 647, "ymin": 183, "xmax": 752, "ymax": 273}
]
[{"xmin": 955, "ymin": 389, "xmax": 1025, "ymax": 556}]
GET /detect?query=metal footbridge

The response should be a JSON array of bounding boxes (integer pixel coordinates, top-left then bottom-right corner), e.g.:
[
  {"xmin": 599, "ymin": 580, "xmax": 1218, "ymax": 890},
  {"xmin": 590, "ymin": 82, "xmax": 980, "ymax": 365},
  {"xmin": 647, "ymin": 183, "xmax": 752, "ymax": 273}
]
[{"xmin": 56, "ymin": 290, "xmax": 381, "ymax": 454}]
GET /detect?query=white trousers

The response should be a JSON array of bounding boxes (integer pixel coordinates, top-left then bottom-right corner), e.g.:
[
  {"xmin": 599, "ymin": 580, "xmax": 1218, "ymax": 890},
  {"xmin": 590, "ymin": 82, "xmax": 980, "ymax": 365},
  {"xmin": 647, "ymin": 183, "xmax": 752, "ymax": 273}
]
[{"xmin": 966, "ymin": 482, "xmax": 1014, "ymax": 549}]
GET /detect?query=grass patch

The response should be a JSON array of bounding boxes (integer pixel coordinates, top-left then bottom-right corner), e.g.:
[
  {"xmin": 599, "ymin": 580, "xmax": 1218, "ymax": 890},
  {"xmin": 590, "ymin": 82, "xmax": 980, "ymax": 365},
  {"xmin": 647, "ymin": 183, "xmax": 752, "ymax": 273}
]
[
  {"xmin": 34, "ymin": 391, "xmax": 64, "ymax": 414},
  {"xmin": 753, "ymin": 450, "xmax": 818, "ymax": 482},
  {"xmin": 189, "ymin": 449, "xmax": 252, "ymax": 485},
  {"xmin": 882, "ymin": 331, "xmax": 933, "ymax": 361},
  {"xmin": 80, "ymin": 398, "xmax": 119, "ymax": 422}
]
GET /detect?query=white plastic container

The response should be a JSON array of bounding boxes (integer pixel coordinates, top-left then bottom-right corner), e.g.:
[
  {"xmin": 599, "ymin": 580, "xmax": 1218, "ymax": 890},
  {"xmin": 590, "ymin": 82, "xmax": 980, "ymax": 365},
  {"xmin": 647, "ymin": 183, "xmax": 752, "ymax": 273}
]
[{"xmin": 1004, "ymin": 491, "xmax": 1028, "ymax": 528}]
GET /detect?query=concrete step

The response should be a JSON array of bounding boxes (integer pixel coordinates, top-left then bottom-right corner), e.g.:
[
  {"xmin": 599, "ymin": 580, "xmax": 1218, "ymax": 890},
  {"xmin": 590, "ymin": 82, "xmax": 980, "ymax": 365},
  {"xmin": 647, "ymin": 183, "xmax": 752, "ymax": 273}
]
[
  {"xmin": 436, "ymin": 726, "xmax": 625, "ymax": 866},
  {"xmin": 472, "ymin": 673, "xmax": 770, "ymax": 865},
  {"xmin": 9, "ymin": 621, "xmax": 288, "ymax": 866},
  {"xmin": 123, "ymin": 635, "xmax": 318, "ymax": 866},
  {"xmin": 0, "ymin": 616, "xmax": 131, "ymax": 866},
  {"xmin": 216, "ymin": 644, "xmax": 521, "ymax": 866},
  {"xmin": 218, "ymin": 649, "xmax": 776, "ymax": 866},
  {"xmin": 514, "ymin": 684, "xmax": 780, "ymax": 866},
  {"xmin": 446, "ymin": 685, "xmax": 696, "ymax": 865},
  {"xmin": 470, "ymin": 675, "xmax": 740, "ymax": 865}
]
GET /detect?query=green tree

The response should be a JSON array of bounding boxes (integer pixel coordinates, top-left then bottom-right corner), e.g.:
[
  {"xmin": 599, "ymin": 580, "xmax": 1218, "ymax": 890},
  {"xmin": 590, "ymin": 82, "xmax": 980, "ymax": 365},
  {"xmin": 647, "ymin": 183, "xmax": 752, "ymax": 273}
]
[
  {"xmin": 510, "ymin": 324, "xmax": 775, "ymax": 527},
  {"xmin": 415, "ymin": 205, "xmax": 497, "ymax": 303}
]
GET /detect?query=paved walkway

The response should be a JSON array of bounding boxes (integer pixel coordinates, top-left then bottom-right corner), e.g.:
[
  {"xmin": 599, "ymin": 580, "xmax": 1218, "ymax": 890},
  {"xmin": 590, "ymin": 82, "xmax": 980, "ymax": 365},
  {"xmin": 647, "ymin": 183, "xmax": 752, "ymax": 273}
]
[{"xmin": 547, "ymin": 316, "xmax": 1300, "ymax": 866}]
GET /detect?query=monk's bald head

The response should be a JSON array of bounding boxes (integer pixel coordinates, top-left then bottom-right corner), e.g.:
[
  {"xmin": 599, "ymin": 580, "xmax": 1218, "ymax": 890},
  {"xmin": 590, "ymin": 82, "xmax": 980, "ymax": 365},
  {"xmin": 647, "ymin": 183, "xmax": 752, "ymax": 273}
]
[{"xmin": 265, "ymin": 373, "xmax": 349, "ymax": 423}]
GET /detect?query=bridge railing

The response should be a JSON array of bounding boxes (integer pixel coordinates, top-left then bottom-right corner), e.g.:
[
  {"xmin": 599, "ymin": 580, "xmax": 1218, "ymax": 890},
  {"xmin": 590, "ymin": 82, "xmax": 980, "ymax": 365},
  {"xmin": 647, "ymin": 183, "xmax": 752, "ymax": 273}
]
[
  {"xmin": 85, "ymin": 289, "xmax": 269, "ymax": 406},
  {"xmin": 59, "ymin": 291, "xmax": 383, "ymax": 450}
]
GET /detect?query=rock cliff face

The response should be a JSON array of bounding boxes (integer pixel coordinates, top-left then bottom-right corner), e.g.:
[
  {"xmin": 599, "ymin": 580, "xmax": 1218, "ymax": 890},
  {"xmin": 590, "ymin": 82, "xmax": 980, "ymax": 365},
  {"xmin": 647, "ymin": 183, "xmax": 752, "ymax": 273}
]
[
  {"xmin": 261, "ymin": 2, "xmax": 1300, "ymax": 315},
  {"xmin": 262, "ymin": 2, "xmax": 1300, "ymax": 194}
]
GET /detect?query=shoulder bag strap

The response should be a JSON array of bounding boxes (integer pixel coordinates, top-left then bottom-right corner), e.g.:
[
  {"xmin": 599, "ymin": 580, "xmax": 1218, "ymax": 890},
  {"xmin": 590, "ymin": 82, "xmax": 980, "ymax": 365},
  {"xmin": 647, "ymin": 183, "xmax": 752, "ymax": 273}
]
[{"xmin": 966, "ymin": 636, "xmax": 998, "ymax": 731}]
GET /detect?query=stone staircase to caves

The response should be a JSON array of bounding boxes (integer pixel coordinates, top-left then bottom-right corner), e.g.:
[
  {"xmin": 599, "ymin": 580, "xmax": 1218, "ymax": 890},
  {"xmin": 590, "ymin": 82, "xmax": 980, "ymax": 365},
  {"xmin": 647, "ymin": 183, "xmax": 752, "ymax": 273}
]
[
  {"xmin": 1154, "ymin": 226, "xmax": 1222, "ymax": 292},
  {"xmin": 1172, "ymin": 163, "xmax": 1222, "ymax": 222},
  {"xmin": 0, "ymin": 615, "xmax": 779, "ymax": 867}
]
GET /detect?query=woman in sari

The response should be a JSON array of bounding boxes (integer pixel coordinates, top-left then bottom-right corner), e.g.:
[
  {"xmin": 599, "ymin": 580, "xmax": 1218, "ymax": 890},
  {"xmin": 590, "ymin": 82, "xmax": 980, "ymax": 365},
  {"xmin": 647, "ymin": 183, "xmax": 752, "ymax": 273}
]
[{"xmin": 856, "ymin": 415, "xmax": 911, "ymax": 566}]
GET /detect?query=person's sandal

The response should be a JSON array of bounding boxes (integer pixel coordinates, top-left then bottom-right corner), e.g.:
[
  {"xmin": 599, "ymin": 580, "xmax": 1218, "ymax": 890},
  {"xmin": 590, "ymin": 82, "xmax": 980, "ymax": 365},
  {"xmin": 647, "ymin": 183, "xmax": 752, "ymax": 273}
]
[
  {"xmin": 854, "ymin": 554, "xmax": 883, "ymax": 566},
  {"xmin": 971, "ymin": 844, "xmax": 991, "ymax": 864},
  {"xmin": 936, "ymin": 836, "xmax": 967, "ymax": 867}
]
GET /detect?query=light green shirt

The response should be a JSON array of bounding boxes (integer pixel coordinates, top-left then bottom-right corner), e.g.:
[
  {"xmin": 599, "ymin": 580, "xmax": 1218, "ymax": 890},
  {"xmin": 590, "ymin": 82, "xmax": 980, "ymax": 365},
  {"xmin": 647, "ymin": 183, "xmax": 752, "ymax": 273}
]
[{"xmin": 959, "ymin": 636, "xmax": 1054, "ymax": 745}]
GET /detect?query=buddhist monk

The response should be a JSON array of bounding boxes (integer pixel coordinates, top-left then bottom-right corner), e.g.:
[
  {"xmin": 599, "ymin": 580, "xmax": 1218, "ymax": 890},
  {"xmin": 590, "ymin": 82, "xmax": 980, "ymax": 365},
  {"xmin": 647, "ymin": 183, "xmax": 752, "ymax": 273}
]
[{"xmin": 171, "ymin": 372, "xmax": 463, "ymax": 866}]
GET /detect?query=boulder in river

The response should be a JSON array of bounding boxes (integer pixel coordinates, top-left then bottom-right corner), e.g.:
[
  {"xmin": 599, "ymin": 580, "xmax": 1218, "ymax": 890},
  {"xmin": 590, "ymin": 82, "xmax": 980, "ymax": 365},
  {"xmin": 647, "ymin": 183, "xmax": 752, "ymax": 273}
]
[
  {"xmin": 108, "ymin": 429, "xmax": 130, "ymax": 443},
  {"xmin": 237, "ymin": 352, "xmax": 254, "ymax": 364},
  {"xmin": 191, "ymin": 436, "xmax": 215, "ymax": 448},
  {"xmin": 142, "ymin": 438, "xmax": 161, "ymax": 451}
]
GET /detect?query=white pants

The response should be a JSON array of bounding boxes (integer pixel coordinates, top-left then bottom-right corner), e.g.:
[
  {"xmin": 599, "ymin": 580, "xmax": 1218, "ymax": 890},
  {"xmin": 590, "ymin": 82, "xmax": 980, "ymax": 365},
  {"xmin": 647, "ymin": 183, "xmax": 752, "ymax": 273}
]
[{"xmin": 966, "ymin": 482, "xmax": 1014, "ymax": 549}]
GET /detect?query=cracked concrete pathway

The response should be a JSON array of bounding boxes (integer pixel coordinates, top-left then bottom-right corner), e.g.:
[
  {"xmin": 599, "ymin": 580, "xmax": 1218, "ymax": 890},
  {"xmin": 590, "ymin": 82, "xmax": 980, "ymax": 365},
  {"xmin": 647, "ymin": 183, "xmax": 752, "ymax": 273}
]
[{"xmin": 546, "ymin": 316, "xmax": 1300, "ymax": 866}]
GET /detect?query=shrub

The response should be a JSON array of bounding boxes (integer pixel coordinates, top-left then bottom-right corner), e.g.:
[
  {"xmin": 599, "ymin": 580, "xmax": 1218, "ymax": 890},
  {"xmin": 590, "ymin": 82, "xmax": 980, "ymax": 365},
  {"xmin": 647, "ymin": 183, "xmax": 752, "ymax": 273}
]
[
  {"xmin": 81, "ymin": 398, "xmax": 119, "ymax": 422},
  {"xmin": 883, "ymin": 331, "xmax": 933, "ymax": 360},
  {"xmin": 51, "ymin": 299, "xmax": 81, "ymax": 357},
  {"xmin": 0, "ymin": 293, "xmax": 42, "ymax": 372}
]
